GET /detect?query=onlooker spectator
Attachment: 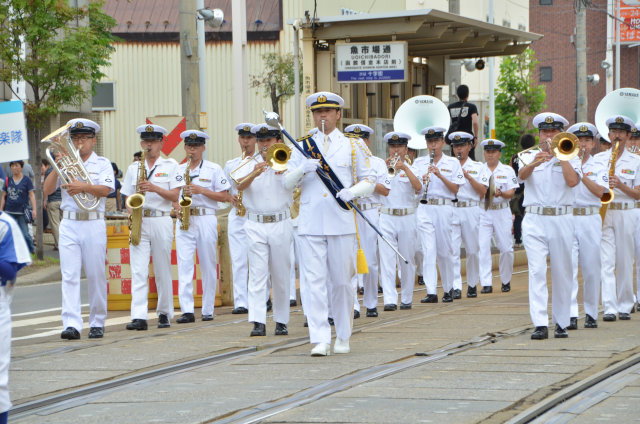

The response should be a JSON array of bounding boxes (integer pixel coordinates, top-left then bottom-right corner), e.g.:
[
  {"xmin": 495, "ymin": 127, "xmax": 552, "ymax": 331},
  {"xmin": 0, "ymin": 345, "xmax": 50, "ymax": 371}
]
[
  {"xmin": 42, "ymin": 159, "xmax": 62, "ymax": 250},
  {"xmin": 510, "ymin": 134, "xmax": 535, "ymax": 247},
  {"xmin": 2, "ymin": 161, "xmax": 34, "ymax": 182},
  {"xmin": 133, "ymin": 151, "xmax": 142, "ymax": 162},
  {"xmin": 105, "ymin": 162, "xmax": 122, "ymax": 213},
  {"xmin": 599, "ymin": 135, "xmax": 612, "ymax": 153},
  {"xmin": 0, "ymin": 161, "xmax": 36, "ymax": 253},
  {"xmin": 448, "ymin": 84, "xmax": 480, "ymax": 160}
]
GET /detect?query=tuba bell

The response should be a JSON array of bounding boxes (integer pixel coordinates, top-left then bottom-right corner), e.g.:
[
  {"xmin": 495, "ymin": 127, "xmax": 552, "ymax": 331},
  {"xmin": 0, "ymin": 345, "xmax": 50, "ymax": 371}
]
[
  {"xmin": 595, "ymin": 87, "xmax": 640, "ymax": 143},
  {"xmin": 393, "ymin": 95, "xmax": 451, "ymax": 151}
]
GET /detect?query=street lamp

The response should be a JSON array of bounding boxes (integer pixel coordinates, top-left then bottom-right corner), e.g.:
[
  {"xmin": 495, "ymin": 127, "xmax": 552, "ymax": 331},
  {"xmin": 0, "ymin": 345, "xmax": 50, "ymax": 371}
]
[
  {"xmin": 195, "ymin": 6, "xmax": 224, "ymax": 129},
  {"xmin": 587, "ymin": 74, "xmax": 600, "ymax": 86},
  {"xmin": 197, "ymin": 8, "xmax": 224, "ymax": 28}
]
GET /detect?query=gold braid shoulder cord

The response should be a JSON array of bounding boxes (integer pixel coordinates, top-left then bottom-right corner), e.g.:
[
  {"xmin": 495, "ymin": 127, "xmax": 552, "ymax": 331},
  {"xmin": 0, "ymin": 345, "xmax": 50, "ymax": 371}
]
[{"xmin": 349, "ymin": 135, "xmax": 369, "ymax": 274}]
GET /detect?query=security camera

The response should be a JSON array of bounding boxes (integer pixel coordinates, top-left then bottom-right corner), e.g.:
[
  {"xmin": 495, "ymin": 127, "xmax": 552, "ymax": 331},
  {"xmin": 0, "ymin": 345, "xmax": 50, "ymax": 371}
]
[
  {"xmin": 601, "ymin": 60, "xmax": 611, "ymax": 70},
  {"xmin": 587, "ymin": 73, "xmax": 600, "ymax": 86},
  {"xmin": 292, "ymin": 19, "xmax": 301, "ymax": 31}
]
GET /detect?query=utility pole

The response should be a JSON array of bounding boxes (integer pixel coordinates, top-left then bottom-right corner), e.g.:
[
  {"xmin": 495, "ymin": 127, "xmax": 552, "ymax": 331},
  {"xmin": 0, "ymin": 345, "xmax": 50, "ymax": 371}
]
[
  {"xmin": 179, "ymin": 0, "xmax": 200, "ymax": 130},
  {"xmin": 447, "ymin": 0, "xmax": 460, "ymax": 105},
  {"xmin": 232, "ymin": 0, "xmax": 248, "ymax": 125},
  {"xmin": 576, "ymin": 0, "xmax": 588, "ymax": 121}
]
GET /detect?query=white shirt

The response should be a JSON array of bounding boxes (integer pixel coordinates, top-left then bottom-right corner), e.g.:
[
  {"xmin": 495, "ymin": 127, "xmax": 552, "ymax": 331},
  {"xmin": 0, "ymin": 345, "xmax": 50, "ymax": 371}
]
[
  {"xmin": 484, "ymin": 162, "xmax": 519, "ymax": 205},
  {"xmin": 521, "ymin": 157, "xmax": 582, "ymax": 207},
  {"xmin": 242, "ymin": 167, "xmax": 293, "ymax": 214},
  {"xmin": 358, "ymin": 155, "xmax": 390, "ymax": 205},
  {"xmin": 573, "ymin": 156, "xmax": 608, "ymax": 207},
  {"xmin": 593, "ymin": 148, "xmax": 640, "ymax": 202},
  {"xmin": 58, "ymin": 152, "xmax": 114, "ymax": 213},
  {"xmin": 457, "ymin": 158, "xmax": 491, "ymax": 202},
  {"xmin": 121, "ymin": 157, "xmax": 180, "ymax": 212},
  {"xmin": 176, "ymin": 159, "xmax": 230, "ymax": 210},
  {"xmin": 413, "ymin": 154, "xmax": 465, "ymax": 200},
  {"xmin": 381, "ymin": 165, "xmax": 419, "ymax": 209}
]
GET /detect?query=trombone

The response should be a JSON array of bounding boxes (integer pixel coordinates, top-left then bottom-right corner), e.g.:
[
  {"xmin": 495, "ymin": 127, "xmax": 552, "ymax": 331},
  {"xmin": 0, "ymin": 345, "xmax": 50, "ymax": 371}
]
[
  {"xmin": 236, "ymin": 143, "xmax": 291, "ymax": 185},
  {"xmin": 229, "ymin": 151, "xmax": 261, "ymax": 184},
  {"xmin": 517, "ymin": 132, "xmax": 580, "ymax": 167}
]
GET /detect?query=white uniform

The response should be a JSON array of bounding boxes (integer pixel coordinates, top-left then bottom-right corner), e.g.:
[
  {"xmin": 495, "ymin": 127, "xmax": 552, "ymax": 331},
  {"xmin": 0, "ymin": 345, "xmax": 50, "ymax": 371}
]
[
  {"xmin": 571, "ymin": 156, "xmax": 608, "ymax": 319},
  {"xmin": 594, "ymin": 149, "xmax": 640, "ymax": 315},
  {"xmin": 479, "ymin": 163, "xmax": 519, "ymax": 288},
  {"xmin": 379, "ymin": 163, "xmax": 417, "ymax": 306},
  {"xmin": 413, "ymin": 154, "xmax": 465, "ymax": 295},
  {"xmin": 175, "ymin": 160, "xmax": 229, "ymax": 316},
  {"xmin": 289, "ymin": 129, "xmax": 375, "ymax": 345},
  {"xmin": 521, "ymin": 157, "xmax": 582, "ymax": 329},
  {"xmin": 121, "ymin": 157, "xmax": 181, "ymax": 320},
  {"xmin": 224, "ymin": 156, "xmax": 249, "ymax": 310},
  {"xmin": 451, "ymin": 158, "xmax": 490, "ymax": 290},
  {"xmin": 58, "ymin": 152, "xmax": 114, "ymax": 331},
  {"xmin": 243, "ymin": 166, "xmax": 294, "ymax": 325}
]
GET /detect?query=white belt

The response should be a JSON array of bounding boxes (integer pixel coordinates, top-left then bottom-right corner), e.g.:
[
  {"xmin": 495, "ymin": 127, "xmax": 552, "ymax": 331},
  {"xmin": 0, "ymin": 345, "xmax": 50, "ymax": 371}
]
[
  {"xmin": 189, "ymin": 207, "xmax": 217, "ymax": 216},
  {"xmin": 573, "ymin": 206, "xmax": 600, "ymax": 216},
  {"xmin": 525, "ymin": 206, "xmax": 573, "ymax": 216},
  {"xmin": 62, "ymin": 211, "xmax": 104, "ymax": 221},
  {"xmin": 609, "ymin": 202, "xmax": 636, "ymax": 211},
  {"xmin": 422, "ymin": 198, "xmax": 454, "ymax": 206},
  {"xmin": 455, "ymin": 200, "xmax": 480, "ymax": 208},
  {"xmin": 380, "ymin": 207, "xmax": 415, "ymax": 216},
  {"xmin": 487, "ymin": 202, "xmax": 509, "ymax": 210},
  {"xmin": 246, "ymin": 210, "xmax": 291, "ymax": 223},
  {"xmin": 356, "ymin": 203, "xmax": 380, "ymax": 211},
  {"xmin": 142, "ymin": 209, "xmax": 172, "ymax": 217}
]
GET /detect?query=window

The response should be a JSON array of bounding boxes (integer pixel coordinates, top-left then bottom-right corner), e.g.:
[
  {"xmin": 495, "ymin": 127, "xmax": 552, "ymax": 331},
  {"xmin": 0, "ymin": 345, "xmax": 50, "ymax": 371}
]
[
  {"xmin": 502, "ymin": 19, "xmax": 511, "ymax": 28},
  {"xmin": 540, "ymin": 0, "xmax": 552, "ymax": 5},
  {"xmin": 539, "ymin": 66, "xmax": 552, "ymax": 82},
  {"xmin": 92, "ymin": 81, "xmax": 115, "ymax": 111}
]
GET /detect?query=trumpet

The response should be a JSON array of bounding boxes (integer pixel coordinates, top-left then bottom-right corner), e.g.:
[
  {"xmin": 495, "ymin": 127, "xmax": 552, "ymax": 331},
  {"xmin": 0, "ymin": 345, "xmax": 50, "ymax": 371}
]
[
  {"xmin": 419, "ymin": 150, "xmax": 435, "ymax": 204},
  {"xmin": 388, "ymin": 154, "xmax": 401, "ymax": 176}
]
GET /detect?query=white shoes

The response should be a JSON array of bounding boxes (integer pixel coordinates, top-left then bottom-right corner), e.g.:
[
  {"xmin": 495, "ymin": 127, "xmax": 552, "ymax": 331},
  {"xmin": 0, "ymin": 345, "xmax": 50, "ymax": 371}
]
[
  {"xmin": 333, "ymin": 338, "xmax": 350, "ymax": 354},
  {"xmin": 311, "ymin": 343, "xmax": 331, "ymax": 356}
]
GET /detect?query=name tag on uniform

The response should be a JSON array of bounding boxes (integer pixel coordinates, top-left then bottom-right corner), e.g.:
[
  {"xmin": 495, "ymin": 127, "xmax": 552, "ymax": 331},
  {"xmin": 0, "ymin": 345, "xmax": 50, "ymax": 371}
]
[{"xmin": 441, "ymin": 168, "xmax": 451, "ymax": 173}]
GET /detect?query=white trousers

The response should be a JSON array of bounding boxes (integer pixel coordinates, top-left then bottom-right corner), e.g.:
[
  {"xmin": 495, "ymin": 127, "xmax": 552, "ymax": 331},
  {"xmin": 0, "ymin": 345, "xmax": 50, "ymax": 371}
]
[
  {"xmin": 228, "ymin": 211, "xmax": 249, "ymax": 309},
  {"xmin": 601, "ymin": 209, "xmax": 638, "ymax": 315},
  {"xmin": 0, "ymin": 287, "xmax": 12, "ymax": 413},
  {"xmin": 246, "ymin": 219, "xmax": 292, "ymax": 325},
  {"xmin": 289, "ymin": 238, "xmax": 297, "ymax": 301},
  {"xmin": 417, "ymin": 204, "xmax": 455, "ymax": 294},
  {"xmin": 379, "ymin": 214, "xmax": 416, "ymax": 305},
  {"xmin": 356, "ymin": 208, "xmax": 380, "ymax": 309},
  {"xmin": 635, "ymin": 213, "xmax": 640, "ymax": 302},
  {"xmin": 479, "ymin": 207, "xmax": 514, "ymax": 287},
  {"xmin": 298, "ymin": 234, "xmax": 355, "ymax": 344},
  {"xmin": 130, "ymin": 216, "xmax": 174, "ymax": 320},
  {"xmin": 175, "ymin": 215, "xmax": 218, "ymax": 316},
  {"xmin": 571, "ymin": 214, "xmax": 602, "ymax": 319},
  {"xmin": 523, "ymin": 213, "xmax": 574, "ymax": 328},
  {"xmin": 451, "ymin": 206, "xmax": 481, "ymax": 289},
  {"xmin": 59, "ymin": 219, "xmax": 107, "ymax": 330}
]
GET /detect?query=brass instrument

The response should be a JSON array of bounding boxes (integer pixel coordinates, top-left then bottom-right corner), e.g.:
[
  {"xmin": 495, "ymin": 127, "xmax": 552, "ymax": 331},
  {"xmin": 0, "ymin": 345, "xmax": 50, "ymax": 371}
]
[
  {"xmin": 41, "ymin": 124, "xmax": 100, "ymax": 211},
  {"xmin": 393, "ymin": 95, "xmax": 451, "ymax": 151},
  {"xmin": 179, "ymin": 155, "xmax": 193, "ymax": 230},
  {"xmin": 595, "ymin": 87, "xmax": 640, "ymax": 143},
  {"xmin": 600, "ymin": 141, "xmax": 620, "ymax": 222},
  {"xmin": 232, "ymin": 151, "xmax": 258, "ymax": 217},
  {"xmin": 388, "ymin": 154, "xmax": 400, "ymax": 177},
  {"xmin": 126, "ymin": 148, "xmax": 148, "ymax": 246},
  {"xmin": 236, "ymin": 143, "xmax": 291, "ymax": 185},
  {"xmin": 419, "ymin": 150, "xmax": 435, "ymax": 204},
  {"xmin": 517, "ymin": 132, "xmax": 580, "ymax": 167}
]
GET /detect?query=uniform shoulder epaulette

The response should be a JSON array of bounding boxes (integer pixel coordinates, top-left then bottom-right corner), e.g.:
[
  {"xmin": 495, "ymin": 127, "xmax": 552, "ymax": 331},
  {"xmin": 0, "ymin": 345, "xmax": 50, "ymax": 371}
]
[{"xmin": 296, "ymin": 134, "xmax": 313, "ymax": 143}]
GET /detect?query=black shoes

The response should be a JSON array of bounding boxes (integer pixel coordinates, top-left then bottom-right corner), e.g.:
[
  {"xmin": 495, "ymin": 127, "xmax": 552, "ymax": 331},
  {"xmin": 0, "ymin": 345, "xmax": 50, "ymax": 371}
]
[
  {"xmin": 202, "ymin": 314, "xmax": 214, "ymax": 321},
  {"xmin": 366, "ymin": 308, "xmax": 378, "ymax": 317},
  {"xmin": 400, "ymin": 303, "xmax": 412, "ymax": 310},
  {"xmin": 126, "ymin": 319, "xmax": 148, "ymax": 331},
  {"xmin": 501, "ymin": 282, "xmax": 511, "ymax": 292},
  {"xmin": 481, "ymin": 286, "xmax": 493, "ymax": 294},
  {"xmin": 250, "ymin": 322, "xmax": 266, "ymax": 336},
  {"xmin": 358, "ymin": 287, "xmax": 364, "ymax": 295},
  {"xmin": 232, "ymin": 307, "xmax": 248, "ymax": 314},
  {"xmin": 584, "ymin": 314, "xmax": 597, "ymax": 328},
  {"xmin": 442, "ymin": 290, "xmax": 453, "ymax": 303},
  {"xmin": 88, "ymin": 327, "xmax": 104, "ymax": 339},
  {"xmin": 266, "ymin": 298, "xmax": 272, "ymax": 312},
  {"xmin": 603, "ymin": 313, "xmax": 617, "ymax": 321},
  {"xmin": 61, "ymin": 327, "xmax": 80, "ymax": 340},
  {"xmin": 354, "ymin": 310, "xmax": 360, "ymax": 319},
  {"xmin": 176, "ymin": 313, "xmax": 195, "ymax": 324},
  {"xmin": 531, "ymin": 326, "xmax": 548, "ymax": 340},
  {"xmin": 378, "ymin": 286, "xmax": 383, "ymax": 294},
  {"xmin": 417, "ymin": 275, "xmax": 425, "ymax": 285},
  {"xmin": 452, "ymin": 289, "xmax": 461, "ymax": 300},
  {"xmin": 619, "ymin": 312, "xmax": 631, "ymax": 320},
  {"xmin": 383, "ymin": 304, "xmax": 397, "ymax": 311},
  {"xmin": 328, "ymin": 317, "xmax": 335, "ymax": 326},
  {"xmin": 554, "ymin": 323, "xmax": 568, "ymax": 338},
  {"xmin": 290, "ymin": 299, "xmax": 297, "ymax": 307},
  {"xmin": 567, "ymin": 317, "xmax": 578, "ymax": 330},
  {"xmin": 158, "ymin": 314, "xmax": 170, "ymax": 328},
  {"xmin": 420, "ymin": 294, "xmax": 438, "ymax": 303},
  {"xmin": 467, "ymin": 286, "xmax": 477, "ymax": 298},
  {"xmin": 275, "ymin": 322, "xmax": 288, "ymax": 335}
]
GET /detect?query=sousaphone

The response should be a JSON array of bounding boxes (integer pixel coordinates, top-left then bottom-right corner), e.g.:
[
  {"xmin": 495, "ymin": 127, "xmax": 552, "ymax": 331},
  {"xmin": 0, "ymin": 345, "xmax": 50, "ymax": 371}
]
[
  {"xmin": 595, "ymin": 87, "xmax": 640, "ymax": 142},
  {"xmin": 394, "ymin": 95, "xmax": 451, "ymax": 150}
]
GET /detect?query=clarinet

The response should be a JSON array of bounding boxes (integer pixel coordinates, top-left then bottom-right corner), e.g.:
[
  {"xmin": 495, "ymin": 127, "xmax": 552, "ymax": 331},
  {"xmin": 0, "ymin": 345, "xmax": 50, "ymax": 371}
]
[{"xmin": 419, "ymin": 150, "xmax": 435, "ymax": 205}]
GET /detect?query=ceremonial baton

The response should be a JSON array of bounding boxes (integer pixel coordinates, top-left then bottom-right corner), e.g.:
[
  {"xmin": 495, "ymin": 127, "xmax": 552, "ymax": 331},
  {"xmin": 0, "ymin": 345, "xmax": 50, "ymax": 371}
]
[{"xmin": 264, "ymin": 111, "xmax": 409, "ymax": 264}]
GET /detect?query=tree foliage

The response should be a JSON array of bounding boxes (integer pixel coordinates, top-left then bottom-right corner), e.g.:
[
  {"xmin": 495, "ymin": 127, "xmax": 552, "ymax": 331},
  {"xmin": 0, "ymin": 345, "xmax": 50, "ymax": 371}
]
[
  {"xmin": 495, "ymin": 48, "xmax": 546, "ymax": 161},
  {"xmin": 250, "ymin": 52, "xmax": 301, "ymax": 116}
]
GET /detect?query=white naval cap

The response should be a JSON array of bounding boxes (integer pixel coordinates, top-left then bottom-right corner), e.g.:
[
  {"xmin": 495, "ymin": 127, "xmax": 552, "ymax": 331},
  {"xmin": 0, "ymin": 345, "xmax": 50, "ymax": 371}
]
[
  {"xmin": 234, "ymin": 123, "xmax": 255, "ymax": 136},
  {"xmin": 251, "ymin": 123, "xmax": 281, "ymax": 140},
  {"xmin": 532, "ymin": 112, "xmax": 569, "ymax": 130},
  {"xmin": 632, "ymin": 123, "xmax": 640, "ymax": 138},
  {"xmin": 137, "ymin": 124, "xmax": 168, "ymax": 139},
  {"xmin": 448, "ymin": 131, "xmax": 474, "ymax": 145},
  {"xmin": 567, "ymin": 122, "xmax": 597, "ymax": 138},
  {"xmin": 384, "ymin": 131, "xmax": 411, "ymax": 144},
  {"xmin": 305, "ymin": 91, "xmax": 344, "ymax": 110},
  {"xmin": 605, "ymin": 115, "xmax": 635, "ymax": 131},
  {"xmin": 420, "ymin": 125, "xmax": 447, "ymax": 139},
  {"xmin": 180, "ymin": 129, "xmax": 210, "ymax": 144},
  {"xmin": 344, "ymin": 124, "xmax": 374, "ymax": 138},
  {"xmin": 67, "ymin": 118, "xmax": 100, "ymax": 135},
  {"xmin": 481, "ymin": 139, "xmax": 505, "ymax": 150}
]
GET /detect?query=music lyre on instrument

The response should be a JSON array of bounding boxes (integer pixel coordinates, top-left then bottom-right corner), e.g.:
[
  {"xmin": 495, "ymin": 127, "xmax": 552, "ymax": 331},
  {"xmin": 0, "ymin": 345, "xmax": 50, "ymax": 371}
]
[{"xmin": 179, "ymin": 155, "xmax": 193, "ymax": 231}]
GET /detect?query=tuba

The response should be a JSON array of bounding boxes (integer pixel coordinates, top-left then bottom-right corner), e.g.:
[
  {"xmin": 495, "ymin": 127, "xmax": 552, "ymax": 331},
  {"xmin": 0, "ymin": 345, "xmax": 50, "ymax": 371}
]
[
  {"xmin": 179, "ymin": 155, "xmax": 193, "ymax": 231},
  {"xmin": 41, "ymin": 124, "xmax": 100, "ymax": 211},
  {"xmin": 595, "ymin": 87, "xmax": 640, "ymax": 143},
  {"xmin": 393, "ymin": 95, "xmax": 451, "ymax": 151},
  {"xmin": 126, "ymin": 148, "xmax": 147, "ymax": 246}
]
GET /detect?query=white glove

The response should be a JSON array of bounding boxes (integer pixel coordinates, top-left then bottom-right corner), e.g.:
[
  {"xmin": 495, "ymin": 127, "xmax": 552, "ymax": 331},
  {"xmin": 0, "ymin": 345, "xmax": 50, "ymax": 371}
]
[
  {"xmin": 303, "ymin": 158, "xmax": 320, "ymax": 174},
  {"xmin": 336, "ymin": 188, "xmax": 355, "ymax": 203}
]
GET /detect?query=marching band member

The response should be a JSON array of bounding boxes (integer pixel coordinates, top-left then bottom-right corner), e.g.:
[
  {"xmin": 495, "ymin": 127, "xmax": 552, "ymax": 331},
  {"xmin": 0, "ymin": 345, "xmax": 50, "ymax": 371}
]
[
  {"xmin": 285, "ymin": 91, "xmax": 375, "ymax": 356},
  {"xmin": 174, "ymin": 130, "xmax": 231, "ymax": 323},
  {"xmin": 379, "ymin": 132, "xmax": 421, "ymax": 310},
  {"xmin": 406, "ymin": 140, "xmax": 425, "ymax": 286},
  {"xmin": 122, "ymin": 124, "xmax": 181, "ymax": 331},
  {"xmin": 414, "ymin": 126, "xmax": 465, "ymax": 303},
  {"xmin": 595, "ymin": 115, "xmax": 640, "ymax": 321},
  {"xmin": 518, "ymin": 112, "xmax": 581, "ymax": 339},
  {"xmin": 344, "ymin": 124, "xmax": 389, "ymax": 318},
  {"xmin": 478, "ymin": 139, "xmax": 518, "ymax": 294},
  {"xmin": 449, "ymin": 132, "xmax": 490, "ymax": 298},
  {"xmin": 43, "ymin": 119, "xmax": 114, "ymax": 340},
  {"xmin": 567, "ymin": 123, "xmax": 607, "ymax": 329},
  {"xmin": 239, "ymin": 124, "xmax": 294, "ymax": 336},
  {"xmin": 223, "ymin": 123, "xmax": 256, "ymax": 315},
  {"xmin": 630, "ymin": 124, "xmax": 640, "ymax": 312}
]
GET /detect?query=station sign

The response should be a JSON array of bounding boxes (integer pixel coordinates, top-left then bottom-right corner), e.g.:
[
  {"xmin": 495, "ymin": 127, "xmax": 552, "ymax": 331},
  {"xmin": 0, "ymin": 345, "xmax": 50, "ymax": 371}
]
[{"xmin": 336, "ymin": 41, "xmax": 407, "ymax": 83}]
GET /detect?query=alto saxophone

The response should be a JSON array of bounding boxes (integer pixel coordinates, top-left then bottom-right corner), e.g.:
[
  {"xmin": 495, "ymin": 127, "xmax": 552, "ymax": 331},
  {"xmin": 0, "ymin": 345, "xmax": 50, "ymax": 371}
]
[
  {"xmin": 235, "ymin": 151, "xmax": 248, "ymax": 217},
  {"xmin": 179, "ymin": 155, "xmax": 193, "ymax": 230},
  {"xmin": 599, "ymin": 141, "xmax": 620, "ymax": 222},
  {"xmin": 126, "ymin": 148, "xmax": 147, "ymax": 246}
]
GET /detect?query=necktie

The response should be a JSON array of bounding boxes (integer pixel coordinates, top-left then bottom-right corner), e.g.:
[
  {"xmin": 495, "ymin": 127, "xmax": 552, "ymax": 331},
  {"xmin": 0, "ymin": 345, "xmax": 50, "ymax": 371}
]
[{"xmin": 323, "ymin": 134, "xmax": 330, "ymax": 152}]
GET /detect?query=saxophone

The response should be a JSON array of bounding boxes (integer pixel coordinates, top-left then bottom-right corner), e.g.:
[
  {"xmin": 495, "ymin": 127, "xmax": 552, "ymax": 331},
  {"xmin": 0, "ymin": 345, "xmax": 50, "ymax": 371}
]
[
  {"xmin": 179, "ymin": 155, "xmax": 193, "ymax": 230},
  {"xmin": 599, "ymin": 141, "xmax": 620, "ymax": 222},
  {"xmin": 235, "ymin": 151, "xmax": 247, "ymax": 217},
  {"xmin": 126, "ymin": 148, "xmax": 147, "ymax": 246}
]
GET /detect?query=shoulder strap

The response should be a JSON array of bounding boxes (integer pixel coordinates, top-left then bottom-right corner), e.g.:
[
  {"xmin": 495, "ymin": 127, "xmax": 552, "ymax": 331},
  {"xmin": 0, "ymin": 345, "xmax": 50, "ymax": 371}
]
[{"xmin": 300, "ymin": 137, "xmax": 351, "ymax": 211}]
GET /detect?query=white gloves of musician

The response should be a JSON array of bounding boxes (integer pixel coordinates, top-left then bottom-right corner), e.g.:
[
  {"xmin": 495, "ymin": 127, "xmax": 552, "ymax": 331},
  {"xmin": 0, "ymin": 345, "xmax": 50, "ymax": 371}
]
[
  {"xmin": 336, "ymin": 188, "xmax": 355, "ymax": 203},
  {"xmin": 336, "ymin": 180, "xmax": 375, "ymax": 203},
  {"xmin": 302, "ymin": 158, "xmax": 320, "ymax": 174}
]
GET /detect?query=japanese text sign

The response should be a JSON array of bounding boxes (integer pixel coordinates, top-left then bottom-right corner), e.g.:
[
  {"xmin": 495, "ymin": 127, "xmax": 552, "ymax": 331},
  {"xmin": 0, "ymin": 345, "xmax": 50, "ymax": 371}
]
[
  {"xmin": 336, "ymin": 41, "xmax": 407, "ymax": 83},
  {"xmin": 0, "ymin": 100, "xmax": 29, "ymax": 162}
]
